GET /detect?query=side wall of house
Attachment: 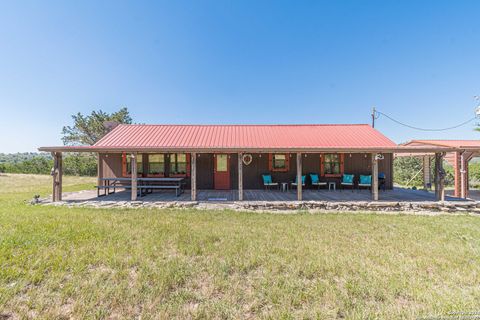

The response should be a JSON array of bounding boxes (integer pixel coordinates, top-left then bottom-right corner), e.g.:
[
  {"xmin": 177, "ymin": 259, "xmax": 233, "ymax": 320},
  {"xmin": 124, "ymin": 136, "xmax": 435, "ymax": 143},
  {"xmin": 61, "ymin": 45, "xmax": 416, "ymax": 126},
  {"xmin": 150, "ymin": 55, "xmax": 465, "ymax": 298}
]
[{"xmin": 99, "ymin": 152, "xmax": 393, "ymax": 190}]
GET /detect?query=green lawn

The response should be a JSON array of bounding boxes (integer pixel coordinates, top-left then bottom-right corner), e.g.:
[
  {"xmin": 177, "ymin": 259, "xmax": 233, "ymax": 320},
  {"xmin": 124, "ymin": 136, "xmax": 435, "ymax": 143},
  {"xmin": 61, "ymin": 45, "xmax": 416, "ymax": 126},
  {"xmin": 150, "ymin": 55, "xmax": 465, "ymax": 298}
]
[{"xmin": 1, "ymin": 174, "xmax": 480, "ymax": 319}]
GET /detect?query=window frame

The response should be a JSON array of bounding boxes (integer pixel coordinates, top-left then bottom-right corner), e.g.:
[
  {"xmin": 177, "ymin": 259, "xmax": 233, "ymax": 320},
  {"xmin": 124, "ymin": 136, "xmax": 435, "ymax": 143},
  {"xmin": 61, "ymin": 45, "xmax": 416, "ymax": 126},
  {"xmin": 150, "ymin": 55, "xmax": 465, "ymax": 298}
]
[
  {"xmin": 320, "ymin": 153, "xmax": 344, "ymax": 177},
  {"xmin": 268, "ymin": 153, "xmax": 290, "ymax": 172},
  {"xmin": 122, "ymin": 153, "xmax": 144, "ymax": 177},
  {"xmin": 169, "ymin": 153, "xmax": 191, "ymax": 177},
  {"xmin": 146, "ymin": 153, "xmax": 166, "ymax": 177}
]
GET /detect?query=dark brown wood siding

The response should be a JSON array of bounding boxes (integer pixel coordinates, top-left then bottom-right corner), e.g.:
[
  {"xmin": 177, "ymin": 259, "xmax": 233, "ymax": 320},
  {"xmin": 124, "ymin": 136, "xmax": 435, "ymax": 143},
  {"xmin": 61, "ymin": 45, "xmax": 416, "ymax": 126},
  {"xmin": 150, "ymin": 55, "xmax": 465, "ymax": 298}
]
[
  {"xmin": 99, "ymin": 152, "xmax": 393, "ymax": 190},
  {"xmin": 343, "ymin": 153, "xmax": 393, "ymax": 189},
  {"xmin": 196, "ymin": 153, "xmax": 214, "ymax": 189}
]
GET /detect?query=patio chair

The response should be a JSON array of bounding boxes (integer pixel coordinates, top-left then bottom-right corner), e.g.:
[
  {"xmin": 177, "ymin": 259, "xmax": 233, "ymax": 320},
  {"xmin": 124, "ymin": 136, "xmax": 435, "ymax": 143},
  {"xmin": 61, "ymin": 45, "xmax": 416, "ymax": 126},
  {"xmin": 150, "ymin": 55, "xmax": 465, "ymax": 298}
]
[
  {"xmin": 262, "ymin": 174, "xmax": 279, "ymax": 190},
  {"xmin": 310, "ymin": 173, "xmax": 327, "ymax": 190},
  {"xmin": 291, "ymin": 175, "xmax": 306, "ymax": 190},
  {"xmin": 378, "ymin": 172, "xmax": 386, "ymax": 191},
  {"xmin": 358, "ymin": 175, "xmax": 372, "ymax": 190},
  {"xmin": 340, "ymin": 174, "xmax": 355, "ymax": 191}
]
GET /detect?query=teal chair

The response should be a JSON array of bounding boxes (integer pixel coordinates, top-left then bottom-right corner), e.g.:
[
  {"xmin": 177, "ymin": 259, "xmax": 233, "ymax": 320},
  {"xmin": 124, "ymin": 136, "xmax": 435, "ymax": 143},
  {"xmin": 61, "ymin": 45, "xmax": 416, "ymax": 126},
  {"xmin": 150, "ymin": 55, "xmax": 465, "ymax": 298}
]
[
  {"xmin": 358, "ymin": 175, "xmax": 372, "ymax": 190},
  {"xmin": 291, "ymin": 175, "xmax": 306, "ymax": 190},
  {"xmin": 262, "ymin": 174, "xmax": 279, "ymax": 190},
  {"xmin": 340, "ymin": 174, "xmax": 355, "ymax": 191},
  {"xmin": 310, "ymin": 173, "xmax": 327, "ymax": 190}
]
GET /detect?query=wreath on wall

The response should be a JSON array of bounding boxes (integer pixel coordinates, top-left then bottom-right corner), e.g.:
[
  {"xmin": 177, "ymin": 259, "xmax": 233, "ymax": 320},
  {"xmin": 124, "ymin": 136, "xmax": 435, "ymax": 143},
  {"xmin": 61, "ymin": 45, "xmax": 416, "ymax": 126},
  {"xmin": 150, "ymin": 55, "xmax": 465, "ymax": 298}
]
[{"xmin": 242, "ymin": 154, "xmax": 253, "ymax": 166}]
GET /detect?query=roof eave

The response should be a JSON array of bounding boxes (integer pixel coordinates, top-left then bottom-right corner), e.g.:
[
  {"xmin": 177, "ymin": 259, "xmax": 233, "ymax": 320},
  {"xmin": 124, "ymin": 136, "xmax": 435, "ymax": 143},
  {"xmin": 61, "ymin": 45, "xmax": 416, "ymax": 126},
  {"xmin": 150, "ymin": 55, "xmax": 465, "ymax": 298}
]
[{"xmin": 38, "ymin": 146, "xmax": 456, "ymax": 153}]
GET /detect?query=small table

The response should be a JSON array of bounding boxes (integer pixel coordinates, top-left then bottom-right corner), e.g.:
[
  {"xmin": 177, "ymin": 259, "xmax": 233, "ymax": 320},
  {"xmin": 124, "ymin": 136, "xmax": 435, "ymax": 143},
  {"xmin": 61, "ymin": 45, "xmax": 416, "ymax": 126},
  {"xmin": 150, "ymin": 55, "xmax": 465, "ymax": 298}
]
[
  {"xmin": 281, "ymin": 182, "xmax": 289, "ymax": 192},
  {"xmin": 328, "ymin": 182, "xmax": 336, "ymax": 191}
]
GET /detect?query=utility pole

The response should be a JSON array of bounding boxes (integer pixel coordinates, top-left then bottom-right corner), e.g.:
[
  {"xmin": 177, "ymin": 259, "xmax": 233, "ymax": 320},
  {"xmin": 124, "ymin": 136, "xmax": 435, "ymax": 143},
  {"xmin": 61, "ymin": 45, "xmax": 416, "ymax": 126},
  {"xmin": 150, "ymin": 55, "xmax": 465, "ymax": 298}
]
[{"xmin": 371, "ymin": 106, "xmax": 376, "ymax": 128}]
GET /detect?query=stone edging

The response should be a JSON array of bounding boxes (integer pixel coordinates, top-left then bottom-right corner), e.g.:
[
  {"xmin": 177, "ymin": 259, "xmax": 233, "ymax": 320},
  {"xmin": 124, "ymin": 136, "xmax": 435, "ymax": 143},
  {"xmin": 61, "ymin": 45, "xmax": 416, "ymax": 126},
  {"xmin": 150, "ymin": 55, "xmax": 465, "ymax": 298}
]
[{"xmin": 40, "ymin": 199, "xmax": 480, "ymax": 215}]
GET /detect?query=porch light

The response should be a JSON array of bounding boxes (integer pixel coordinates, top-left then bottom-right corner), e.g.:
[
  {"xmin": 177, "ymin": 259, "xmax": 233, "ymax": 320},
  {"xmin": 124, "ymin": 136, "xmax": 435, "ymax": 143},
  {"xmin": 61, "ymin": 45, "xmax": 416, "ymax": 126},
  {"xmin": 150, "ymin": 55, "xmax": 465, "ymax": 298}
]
[{"xmin": 349, "ymin": 153, "xmax": 352, "ymax": 158}]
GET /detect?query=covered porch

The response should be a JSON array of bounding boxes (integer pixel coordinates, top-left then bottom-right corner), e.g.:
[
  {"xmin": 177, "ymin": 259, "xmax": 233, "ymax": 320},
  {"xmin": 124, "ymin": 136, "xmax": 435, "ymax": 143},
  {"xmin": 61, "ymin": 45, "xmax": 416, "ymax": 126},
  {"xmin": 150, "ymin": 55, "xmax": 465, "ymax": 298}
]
[{"xmin": 43, "ymin": 148, "xmax": 456, "ymax": 204}]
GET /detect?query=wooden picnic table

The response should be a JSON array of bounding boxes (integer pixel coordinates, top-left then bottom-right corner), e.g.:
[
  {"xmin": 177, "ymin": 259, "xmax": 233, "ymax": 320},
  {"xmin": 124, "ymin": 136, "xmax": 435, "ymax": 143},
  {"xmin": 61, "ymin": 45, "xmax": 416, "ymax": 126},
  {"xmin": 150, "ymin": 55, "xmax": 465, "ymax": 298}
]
[
  {"xmin": 96, "ymin": 177, "xmax": 185, "ymax": 197},
  {"xmin": 138, "ymin": 177, "xmax": 185, "ymax": 197}
]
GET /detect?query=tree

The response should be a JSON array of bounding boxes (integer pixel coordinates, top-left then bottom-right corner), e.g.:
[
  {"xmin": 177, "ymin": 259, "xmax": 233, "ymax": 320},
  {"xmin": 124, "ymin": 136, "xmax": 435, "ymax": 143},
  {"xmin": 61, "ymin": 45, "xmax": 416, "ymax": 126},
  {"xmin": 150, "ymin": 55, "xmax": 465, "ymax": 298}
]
[{"xmin": 61, "ymin": 107, "xmax": 132, "ymax": 146}]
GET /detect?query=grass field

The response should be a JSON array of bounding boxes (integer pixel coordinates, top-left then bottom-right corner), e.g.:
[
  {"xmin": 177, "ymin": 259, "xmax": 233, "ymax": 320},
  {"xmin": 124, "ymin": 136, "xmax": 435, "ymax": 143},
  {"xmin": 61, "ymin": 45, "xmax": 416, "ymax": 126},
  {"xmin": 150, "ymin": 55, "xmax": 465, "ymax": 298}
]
[{"xmin": 1, "ymin": 174, "xmax": 480, "ymax": 319}]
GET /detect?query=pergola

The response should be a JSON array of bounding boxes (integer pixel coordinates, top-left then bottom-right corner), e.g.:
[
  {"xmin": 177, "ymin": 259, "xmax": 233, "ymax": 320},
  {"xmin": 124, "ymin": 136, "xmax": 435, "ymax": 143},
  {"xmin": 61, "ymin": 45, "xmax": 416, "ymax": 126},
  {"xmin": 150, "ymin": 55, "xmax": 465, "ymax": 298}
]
[{"xmin": 401, "ymin": 140, "xmax": 480, "ymax": 199}]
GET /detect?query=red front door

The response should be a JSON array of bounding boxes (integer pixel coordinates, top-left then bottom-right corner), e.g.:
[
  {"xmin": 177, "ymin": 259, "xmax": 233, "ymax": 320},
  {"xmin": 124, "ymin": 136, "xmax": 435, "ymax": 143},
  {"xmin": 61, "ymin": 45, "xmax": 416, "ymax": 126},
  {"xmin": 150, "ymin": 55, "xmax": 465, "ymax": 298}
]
[{"xmin": 214, "ymin": 154, "xmax": 230, "ymax": 189}]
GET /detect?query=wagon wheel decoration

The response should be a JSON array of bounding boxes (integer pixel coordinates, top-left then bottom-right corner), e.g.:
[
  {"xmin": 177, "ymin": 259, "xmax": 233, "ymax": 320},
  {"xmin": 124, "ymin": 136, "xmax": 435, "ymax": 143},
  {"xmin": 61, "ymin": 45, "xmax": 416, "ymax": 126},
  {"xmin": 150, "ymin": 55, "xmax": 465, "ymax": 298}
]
[{"xmin": 242, "ymin": 154, "xmax": 253, "ymax": 166}]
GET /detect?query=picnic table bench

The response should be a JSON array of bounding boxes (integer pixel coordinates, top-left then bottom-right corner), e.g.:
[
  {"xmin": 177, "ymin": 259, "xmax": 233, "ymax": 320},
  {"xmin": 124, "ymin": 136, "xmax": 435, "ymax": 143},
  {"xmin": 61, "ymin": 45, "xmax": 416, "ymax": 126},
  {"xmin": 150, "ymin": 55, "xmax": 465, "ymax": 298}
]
[{"xmin": 97, "ymin": 177, "xmax": 185, "ymax": 197}]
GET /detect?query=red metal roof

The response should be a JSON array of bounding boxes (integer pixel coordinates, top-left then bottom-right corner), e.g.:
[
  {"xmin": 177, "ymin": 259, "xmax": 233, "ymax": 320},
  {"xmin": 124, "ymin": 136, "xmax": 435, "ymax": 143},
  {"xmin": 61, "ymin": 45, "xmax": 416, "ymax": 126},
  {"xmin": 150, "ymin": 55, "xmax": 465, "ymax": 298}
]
[
  {"xmin": 403, "ymin": 140, "xmax": 480, "ymax": 149},
  {"xmin": 88, "ymin": 124, "xmax": 396, "ymax": 150}
]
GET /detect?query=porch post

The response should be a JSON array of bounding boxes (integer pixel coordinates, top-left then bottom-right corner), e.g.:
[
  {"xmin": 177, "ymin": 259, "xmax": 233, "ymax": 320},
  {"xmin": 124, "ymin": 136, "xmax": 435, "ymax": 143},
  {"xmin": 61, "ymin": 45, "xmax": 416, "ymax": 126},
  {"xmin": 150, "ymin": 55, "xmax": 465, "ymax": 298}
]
[
  {"xmin": 422, "ymin": 155, "xmax": 431, "ymax": 189},
  {"xmin": 454, "ymin": 151, "xmax": 461, "ymax": 197},
  {"xmin": 97, "ymin": 153, "xmax": 103, "ymax": 196},
  {"xmin": 238, "ymin": 152, "xmax": 243, "ymax": 201},
  {"xmin": 371, "ymin": 153, "xmax": 379, "ymax": 201},
  {"xmin": 460, "ymin": 152, "xmax": 467, "ymax": 199},
  {"xmin": 296, "ymin": 152, "xmax": 302, "ymax": 201},
  {"xmin": 435, "ymin": 152, "xmax": 445, "ymax": 201},
  {"xmin": 191, "ymin": 152, "xmax": 197, "ymax": 201},
  {"xmin": 131, "ymin": 153, "xmax": 137, "ymax": 201},
  {"xmin": 51, "ymin": 152, "xmax": 63, "ymax": 202}
]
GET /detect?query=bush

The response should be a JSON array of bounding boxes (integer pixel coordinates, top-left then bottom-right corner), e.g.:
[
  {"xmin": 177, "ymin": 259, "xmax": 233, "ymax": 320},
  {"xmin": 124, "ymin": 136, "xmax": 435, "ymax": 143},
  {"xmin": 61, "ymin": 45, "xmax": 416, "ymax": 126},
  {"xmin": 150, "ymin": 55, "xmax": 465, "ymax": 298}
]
[
  {"xmin": 393, "ymin": 156, "xmax": 423, "ymax": 187},
  {"xmin": 393, "ymin": 156, "xmax": 454, "ymax": 187},
  {"xmin": 63, "ymin": 153, "xmax": 97, "ymax": 176}
]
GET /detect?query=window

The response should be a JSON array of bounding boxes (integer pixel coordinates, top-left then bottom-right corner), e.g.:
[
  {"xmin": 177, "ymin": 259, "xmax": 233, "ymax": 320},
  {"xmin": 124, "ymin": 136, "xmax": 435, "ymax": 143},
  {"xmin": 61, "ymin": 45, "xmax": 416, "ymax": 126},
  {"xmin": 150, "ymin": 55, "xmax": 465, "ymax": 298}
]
[
  {"xmin": 122, "ymin": 153, "xmax": 143, "ymax": 177},
  {"xmin": 269, "ymin": 153, "xmax": 289, "ymax": 172},
  {"xmin": 169, "ymin": 153, "xmax": 190, "ymax": 176},
  {"xmin": 147, "ymin": 154, "xmax": 165, "ymax": 176},
  {"xmin": 216, "ymin": 154, "xmax": 228, "ymax": 172},
  {"xmin": 321, "ymin": 153, "xmax": 344, "ymax": 177}
]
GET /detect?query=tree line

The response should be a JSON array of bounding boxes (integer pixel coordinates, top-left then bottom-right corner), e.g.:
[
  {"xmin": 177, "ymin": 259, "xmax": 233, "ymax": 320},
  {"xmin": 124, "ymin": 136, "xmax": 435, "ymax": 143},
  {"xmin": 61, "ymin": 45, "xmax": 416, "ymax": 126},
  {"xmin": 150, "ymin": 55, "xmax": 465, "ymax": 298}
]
[{"xmin": 0, "ymin": 153, "xmax": 98, "ymax": 176}]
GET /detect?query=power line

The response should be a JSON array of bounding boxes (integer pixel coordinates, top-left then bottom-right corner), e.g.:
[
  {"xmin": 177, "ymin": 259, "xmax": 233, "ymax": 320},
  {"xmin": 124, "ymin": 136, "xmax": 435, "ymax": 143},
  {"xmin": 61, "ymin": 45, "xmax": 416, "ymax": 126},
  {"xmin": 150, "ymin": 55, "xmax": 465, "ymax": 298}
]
[{"xmin": 373, "ymin": 109, "xmax": 477, "ymax": 132}]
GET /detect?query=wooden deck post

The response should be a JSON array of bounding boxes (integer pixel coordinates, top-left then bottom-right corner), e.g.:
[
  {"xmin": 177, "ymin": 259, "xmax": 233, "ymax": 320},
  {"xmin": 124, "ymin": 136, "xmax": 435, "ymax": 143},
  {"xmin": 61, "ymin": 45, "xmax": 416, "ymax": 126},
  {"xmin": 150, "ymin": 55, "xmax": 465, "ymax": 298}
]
[
  {"xmin": 460, "ymin": 152, "xmax": 467, "ymax": 199},
  {"xmin": 51, "ymin": 152, "xmax": 63, "ymax": 202},
  {"xmin": 454, "ymin": 151, "xmax": 461, "ymax": 197},
  {"xmin": 422, "ymin": 155, "xmax": 431, "ymax": 189},
  {"xmin": 131, "ymin": 153, "xmax": 137, "ymax": 201},
  {"xmin": 435, "ymin": 152, "xmax": 445, "ymax": 201},
  {"xmin": 296, "ymin": 153, "xmax": 302, "ymax": 201},
  {"xmin": 371, "ymin": 153, "xmax": 379, "ymax": 201},
  {"xmin": 238, "ymin": 152, "xmax": 243, "ymax": 201},
  {"xmin": 97, "ymin": 153, "xmax": 103, "ymax": 196},
  {"xmin": 191, "ymin": 152, "xmax": 197, "ymax": 201}
]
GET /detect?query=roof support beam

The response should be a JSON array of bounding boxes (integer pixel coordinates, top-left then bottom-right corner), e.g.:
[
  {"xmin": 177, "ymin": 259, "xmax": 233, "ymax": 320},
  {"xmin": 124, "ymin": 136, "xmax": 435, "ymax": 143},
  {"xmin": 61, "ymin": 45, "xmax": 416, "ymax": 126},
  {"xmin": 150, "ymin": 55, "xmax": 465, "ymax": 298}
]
[
  {"xmin": 371, "ymin": 153, "xmax": 379, "ymax": 201},
  {"xmin": 238, "ymin": 152, "xmax": 243, "ymax": 201},
  {"xmin": 423, "ymin": 155, "xmax": 431, "ymax": 190},
  {"xmin": 51, "ymin": 152, "xmax": 62, "ymax": 202},
  {"xmin": 191, "ymin": 152, "xmax": 197, "ymax": 201},
  {"xmin": 435, "ymin": 153, "xmax": 445, "ymax": 201},
  {"xmin": 296, "ymin": 153, "xmax": 302, "ymax": 201},
  {"xmin": 131, "ymin": 153, "xmax": 138, "ymax": 201}
]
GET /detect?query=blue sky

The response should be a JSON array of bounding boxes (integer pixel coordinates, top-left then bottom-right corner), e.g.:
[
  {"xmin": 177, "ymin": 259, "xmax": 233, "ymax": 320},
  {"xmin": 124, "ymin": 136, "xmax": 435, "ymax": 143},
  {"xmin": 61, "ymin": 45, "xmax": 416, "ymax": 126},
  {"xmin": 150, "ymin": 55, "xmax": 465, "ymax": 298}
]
[{"xmin": 1, "ymin": 1, "xmax": 479, "ymax": 152}]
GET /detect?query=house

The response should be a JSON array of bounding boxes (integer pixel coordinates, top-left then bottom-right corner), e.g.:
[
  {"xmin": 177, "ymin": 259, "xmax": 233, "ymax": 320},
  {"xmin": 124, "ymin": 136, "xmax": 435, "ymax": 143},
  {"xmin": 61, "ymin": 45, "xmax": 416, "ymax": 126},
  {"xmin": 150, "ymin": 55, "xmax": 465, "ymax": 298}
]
[{"xmin": 39, "ymin": 124, "xmax": 455, "ymax": 202}]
